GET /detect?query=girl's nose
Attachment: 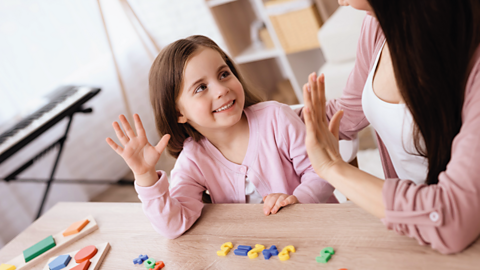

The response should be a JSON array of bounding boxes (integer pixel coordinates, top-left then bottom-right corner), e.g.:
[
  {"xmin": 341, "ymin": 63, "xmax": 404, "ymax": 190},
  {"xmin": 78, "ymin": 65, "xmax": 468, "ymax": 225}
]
[{"xmin": 214, "ymin": 84, "xmax": 229, "ymax": 99}]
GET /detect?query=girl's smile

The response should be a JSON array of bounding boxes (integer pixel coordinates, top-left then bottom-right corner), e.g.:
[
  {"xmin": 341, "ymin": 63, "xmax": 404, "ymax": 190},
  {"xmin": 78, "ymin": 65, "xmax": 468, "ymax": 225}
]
[{"xmin": 213, "ymin": 100, "xmax": 235, "ymax": 113}]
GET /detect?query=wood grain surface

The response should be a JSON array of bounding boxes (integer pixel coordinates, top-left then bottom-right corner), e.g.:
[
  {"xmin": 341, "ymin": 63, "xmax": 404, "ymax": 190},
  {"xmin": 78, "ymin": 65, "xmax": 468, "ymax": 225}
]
[{"xmin": 0, "ymin": 202, "xmax": 479, "ymax": 270}]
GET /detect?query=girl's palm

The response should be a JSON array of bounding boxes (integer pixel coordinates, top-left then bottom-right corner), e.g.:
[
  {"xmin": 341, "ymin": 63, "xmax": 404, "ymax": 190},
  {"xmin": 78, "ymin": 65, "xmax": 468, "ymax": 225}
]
[{"xmin": 106, "ymin": 114, "xmax": 170, "ymax": 176}]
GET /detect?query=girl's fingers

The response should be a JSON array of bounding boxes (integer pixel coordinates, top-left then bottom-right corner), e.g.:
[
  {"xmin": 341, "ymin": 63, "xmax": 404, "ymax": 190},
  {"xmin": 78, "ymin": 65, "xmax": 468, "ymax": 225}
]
[
  {"xmin": 106, "ymin": 137, "xmax": 124, "ymax": 155},
  {"xmin": 119, "ymin": 114, "xmax": 136, "ymax": 139},
  {"xmin": 280, "ymin": 195, "xmax": 297, "ymax": 207},
  {"xmin": 329, "ymin": 110, "xmax": 344, "ymax": 139},
  {"xmin": 263, "ymin": 195, "xmax": 276, "ymax": 216},
  {"xmin": 112, "ymin": 121, "xmax": 129, "ymax": 145},
  {"xmin": 134, "ymin": 114, "xmax": 146, "ymax": 138},
  {"xmin": 271, "ymin": 199, "xmax": 284, "ymax": 214},
  {"xmin": 155, "ymin": 134, "xmax": 171, "ymax": 154}
]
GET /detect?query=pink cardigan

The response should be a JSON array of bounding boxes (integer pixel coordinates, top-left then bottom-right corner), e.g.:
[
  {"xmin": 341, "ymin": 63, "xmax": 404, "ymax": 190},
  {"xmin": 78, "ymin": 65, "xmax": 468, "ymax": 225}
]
[
  {"xmin": 324, "ymin": 16, "xmax": 480, "ymax": 254},
  {"xmin": 135, "ymin": 101, "xmax": 336, "ymax": 239}
]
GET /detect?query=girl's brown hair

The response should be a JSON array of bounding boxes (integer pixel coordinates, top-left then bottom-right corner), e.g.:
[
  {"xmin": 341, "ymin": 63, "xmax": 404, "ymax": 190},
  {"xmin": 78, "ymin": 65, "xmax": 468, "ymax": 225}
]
[
  {"xmin": 368, "ymin": 0, "xmax": 480, "ymax": 184},
  {"xmin": 149, "ymin": 35, "xmax": 262, "ymax": 158}
]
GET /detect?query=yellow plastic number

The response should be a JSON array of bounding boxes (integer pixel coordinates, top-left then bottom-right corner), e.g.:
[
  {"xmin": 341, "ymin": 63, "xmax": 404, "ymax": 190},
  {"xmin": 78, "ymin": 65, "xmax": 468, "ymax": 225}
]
[
  {"xmin": 247, "ymin": 244, "xmax": 265, "ymax": 259},
  {"xmin": 216, "ymin": 242, "xmax": 233, "ymax": 256},
  {"xmin": 279, "ymin": 245, "xmax": 296, "ymax": 261}
]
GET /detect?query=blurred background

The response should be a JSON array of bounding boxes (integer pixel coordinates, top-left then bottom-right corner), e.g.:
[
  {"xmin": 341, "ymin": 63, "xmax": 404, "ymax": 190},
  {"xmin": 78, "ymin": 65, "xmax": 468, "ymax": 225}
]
[{"xmin": 0, "ymin": 0, "xmax": 383, "ymax": 248}]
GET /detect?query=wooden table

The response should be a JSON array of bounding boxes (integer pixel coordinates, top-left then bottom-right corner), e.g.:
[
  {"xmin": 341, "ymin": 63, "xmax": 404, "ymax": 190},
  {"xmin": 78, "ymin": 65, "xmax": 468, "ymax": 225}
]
[{"xmin": 1, "ymin": 202, "xmax": 479, "ymax": 269}]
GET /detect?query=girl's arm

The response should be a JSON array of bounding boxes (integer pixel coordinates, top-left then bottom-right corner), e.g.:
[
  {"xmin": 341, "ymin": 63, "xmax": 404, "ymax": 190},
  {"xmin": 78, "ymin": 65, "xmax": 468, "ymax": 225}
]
[
  {"xmin": 134, "ymin": 166, "xmax": 205, "ymax": 239},
  {"xmin": 106, "ymin": 114, "xmax": 205, "ymax": 239}
]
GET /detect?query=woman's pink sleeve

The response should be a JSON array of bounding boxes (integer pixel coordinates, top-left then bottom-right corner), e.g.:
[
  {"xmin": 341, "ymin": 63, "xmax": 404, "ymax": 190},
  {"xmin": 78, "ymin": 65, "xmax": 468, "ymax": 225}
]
[{"xmin": 382, "ymin": 55, "xmax": 480, "ymax": 254}]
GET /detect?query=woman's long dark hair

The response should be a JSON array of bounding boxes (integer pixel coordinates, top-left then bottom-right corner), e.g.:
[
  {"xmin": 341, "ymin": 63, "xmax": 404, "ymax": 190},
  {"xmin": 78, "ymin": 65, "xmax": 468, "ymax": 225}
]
[{"xmin": 368, "ymin": 0, "xmax": 480, "ymax": 184}]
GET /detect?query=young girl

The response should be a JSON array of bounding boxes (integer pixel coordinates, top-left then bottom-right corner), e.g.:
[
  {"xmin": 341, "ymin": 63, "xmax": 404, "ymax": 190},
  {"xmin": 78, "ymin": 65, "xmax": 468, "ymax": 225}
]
[{"xmin": 106, "ymin": 35, "xmax": 336, "ymax": 239}]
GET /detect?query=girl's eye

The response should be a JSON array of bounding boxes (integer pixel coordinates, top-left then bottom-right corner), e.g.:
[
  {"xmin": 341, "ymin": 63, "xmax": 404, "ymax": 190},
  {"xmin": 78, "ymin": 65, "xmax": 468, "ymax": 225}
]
[
  {"xmin": 195, "ymin": 84, "xmax": 207, "ymax": 94},
  {"xmin": 220, "ymin": 71, "xmax": 230, "ymax": 79}
]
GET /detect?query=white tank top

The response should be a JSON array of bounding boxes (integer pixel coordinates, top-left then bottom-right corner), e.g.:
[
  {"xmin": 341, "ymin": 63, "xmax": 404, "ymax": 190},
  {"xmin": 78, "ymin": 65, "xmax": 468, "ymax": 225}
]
[{"xmin": 361, "ymin": 41, "xmax": 428, "ymax": 185}]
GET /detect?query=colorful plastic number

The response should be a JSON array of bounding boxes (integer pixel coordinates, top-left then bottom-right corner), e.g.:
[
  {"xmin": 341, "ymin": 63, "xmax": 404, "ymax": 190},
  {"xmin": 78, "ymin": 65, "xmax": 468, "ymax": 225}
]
[
  {"xmin": 234, "ymin": 245, "xmax": 252, "ymax": 256},
  {"xmin": 247, "ymin": 244, "xmax": 265, "ymax": 259},
  {"xmin": 316, "ymin": 247, "xmax": 335, "ymax": 263},
  {"xmin": 144, "ymin": 258, "xmax": 156, "ymax": 269},
  {"xmin": 262, "ymin": 245, "xmax": 279, "ymax": 260},
  {"xmin": 216, "ymin": 242, "xmax": 233, "ymax": 256},
  {"xmin": 279, "ymin": 245, "xmax": 296, "ymax": 261}
]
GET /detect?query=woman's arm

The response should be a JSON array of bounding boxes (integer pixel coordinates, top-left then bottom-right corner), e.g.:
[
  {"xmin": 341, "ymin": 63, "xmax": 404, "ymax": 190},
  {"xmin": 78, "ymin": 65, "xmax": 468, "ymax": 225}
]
[
  {"xmin": 305, "ymin": 61, "xmax": 480, "ymax": 254},
  {"xmin": 277, "ymin": 104, "xmax": 335, "ymax": 204}
]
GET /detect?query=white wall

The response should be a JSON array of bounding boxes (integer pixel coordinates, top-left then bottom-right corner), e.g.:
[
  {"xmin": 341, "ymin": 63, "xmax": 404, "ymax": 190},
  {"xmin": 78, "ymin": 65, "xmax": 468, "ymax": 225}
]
[{"xmin": 0, "ymin": 0, "xmax": 223, "ymax": 248}]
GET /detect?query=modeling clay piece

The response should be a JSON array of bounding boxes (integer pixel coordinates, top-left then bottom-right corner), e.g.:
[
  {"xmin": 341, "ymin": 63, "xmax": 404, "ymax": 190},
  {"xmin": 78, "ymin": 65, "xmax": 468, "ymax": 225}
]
[
  {"xmin": 0, "ymin": 264, "xmax": 16, "ymax": 270},
  {"xmin": 247, "ymin": 244, "xmax": 265, "ymax": 259},
  {"xmin": 216, "ymin": 242, "xmax": 233, "ymax": 256},
  {"xmin": 62, "ymin": 219, "xmax": 90, "ymax": 237},
  {"xmin": 144, "ymin": 258, "xmax": 156, "ymax": 269},
  {"xmin": 234, "ymin": 245, "xmax": 252, "ymax": 256},
  {"xmin": 316, "ymin": 247, "xmax": 335, "ymax": 263},
  {"xmin": 74, "ymin": 245, "xmax": 97, "ymax": 263},
  {"xmin": 23, "ymin": 235, "xmax": 56, "ymax": 262},
  {"xmin": 278, "ymin": 245, "xmax": 296, "ymax": 261},
  {"xmin": 48, "ymin": 254, "xmax": 71, "ymax": 270},
  {"xmin": 262, "ymin": 245, "xmax": 279, "ymax": 260},
  {"xmin": 153, "ymin": 261, "xmax": 165, "ymax": 270},
  {"xmin": 133, "ymin": 254, "xmax": 148, "ymax": 265}
]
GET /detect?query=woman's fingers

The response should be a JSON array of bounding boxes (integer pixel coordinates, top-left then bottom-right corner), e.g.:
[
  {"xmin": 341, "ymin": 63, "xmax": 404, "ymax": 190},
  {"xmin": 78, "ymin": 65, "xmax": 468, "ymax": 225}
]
[
  {"xmin": 155, "ymin": 134, "xmax": 171, "ymax": 154},
  {"xmin": 133, "ymin": 114, "xmax": 146, "ymax": 138},
  {"xmin": 119, "ymin": 114, "xmax": 136, "ymax": 139},
  {"xmin": 309, "ymin": 72, "xmax": 318, "ymax": 108},
  {"xmin": 303, "ymin": 84, "xmax": 316, "ymax": 129},
  {"xmin": 329, "ymin": 110, "xmax": 344, "ymax": 139},
  {"xmin": 317, "ymin": 74, "xmax": 327, "ymax": 124},
  {"xmin": 112, "ymin": 121, "xmax": 129, "ymax": 145},
  {"xmin": 106, "ymin": 137, "xmax": 123, "ymax": 155}
]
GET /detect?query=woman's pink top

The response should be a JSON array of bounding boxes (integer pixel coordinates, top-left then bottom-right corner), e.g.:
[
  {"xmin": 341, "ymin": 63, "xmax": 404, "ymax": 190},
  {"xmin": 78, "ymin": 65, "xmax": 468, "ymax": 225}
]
[
  {"xmin": 135, "ymin": 101, "xmax": 336, "ymax": 239},
  {"xmin": 325, "ymin": 15, "xmax": 480, "ymax": 254}
]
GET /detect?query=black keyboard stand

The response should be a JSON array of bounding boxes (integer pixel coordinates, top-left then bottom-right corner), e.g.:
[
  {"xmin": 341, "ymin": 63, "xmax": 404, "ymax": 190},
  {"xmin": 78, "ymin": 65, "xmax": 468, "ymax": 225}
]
[
  {"xmin": 1, "ymin": 87, "xmax": 134, "ymax": 220},
  {"xmin": 4, "ymin": 107, "xmax": 91, "ymax": 219}
]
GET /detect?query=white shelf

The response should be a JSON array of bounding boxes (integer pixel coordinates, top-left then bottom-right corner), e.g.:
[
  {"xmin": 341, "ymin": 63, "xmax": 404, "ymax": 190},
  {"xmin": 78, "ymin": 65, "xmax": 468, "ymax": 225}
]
[
  {"xmin": 207, "ymin": 0, "xmax": 237, "ymax": 7},
  {"xmin": 234, "ymin": 42, "xmax": 279, "ymax": 64}
]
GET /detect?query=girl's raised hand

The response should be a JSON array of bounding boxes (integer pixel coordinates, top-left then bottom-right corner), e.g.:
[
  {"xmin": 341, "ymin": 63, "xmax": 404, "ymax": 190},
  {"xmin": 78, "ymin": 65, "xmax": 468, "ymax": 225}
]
[
  {"xmin": 263, "ymin": 193, "xmax": 299, "ymax": 216},
  {"xmin": 303, "ymin": 73, "xmax": 345, "ymax": 179},
  {"xmin": 106, "ymin": 114, "xmax": 170, "ymax": 186}
]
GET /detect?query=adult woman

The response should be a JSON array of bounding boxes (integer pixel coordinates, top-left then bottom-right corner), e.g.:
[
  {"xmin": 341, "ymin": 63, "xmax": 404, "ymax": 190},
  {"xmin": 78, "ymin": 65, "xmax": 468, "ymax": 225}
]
[{"xmin": 303, "ymin": 0, "xmax": 480, "ymax": 254}]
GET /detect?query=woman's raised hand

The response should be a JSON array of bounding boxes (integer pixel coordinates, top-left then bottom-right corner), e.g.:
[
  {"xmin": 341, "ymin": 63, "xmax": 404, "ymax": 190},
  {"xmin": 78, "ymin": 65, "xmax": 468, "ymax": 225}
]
[
  {"xmin": 303, "ymin": 72, "xmax": 345, "ymax": 179},
  {"xmin": 106, "ymin": 114, "xmax": 170, "ymax": 185}
]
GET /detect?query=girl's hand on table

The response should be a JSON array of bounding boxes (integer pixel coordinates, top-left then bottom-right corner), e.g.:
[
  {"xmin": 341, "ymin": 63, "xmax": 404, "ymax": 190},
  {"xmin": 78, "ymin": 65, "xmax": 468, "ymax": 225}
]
[
  {"xmin": 303, "ymin": 72, "xmax": 345, "ymax": 179},
  {"xmin": 106, "ymin": 114, "xmax": 170, "ymax": 186},
  {"xmin": 263, "ymin": 193, "xmax": 298, "ymax": 216}
]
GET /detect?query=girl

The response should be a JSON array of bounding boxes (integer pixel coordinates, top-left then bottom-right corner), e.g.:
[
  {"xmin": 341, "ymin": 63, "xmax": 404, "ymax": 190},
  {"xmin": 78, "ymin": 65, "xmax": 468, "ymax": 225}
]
[
  {"xmin": 303, "ymin": 0, "xmax": 480, "ymax": 254},
  {"xmin": 106, "ymin": 35, "xmax": 336, "ymax": 239}
]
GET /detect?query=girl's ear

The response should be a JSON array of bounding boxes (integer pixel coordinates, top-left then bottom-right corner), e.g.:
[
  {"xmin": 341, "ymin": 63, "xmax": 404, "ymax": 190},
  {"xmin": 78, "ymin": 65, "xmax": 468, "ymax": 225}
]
[{"xmin": 177, "ymin": 112, "xmax": 187, "ymax": 124}]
